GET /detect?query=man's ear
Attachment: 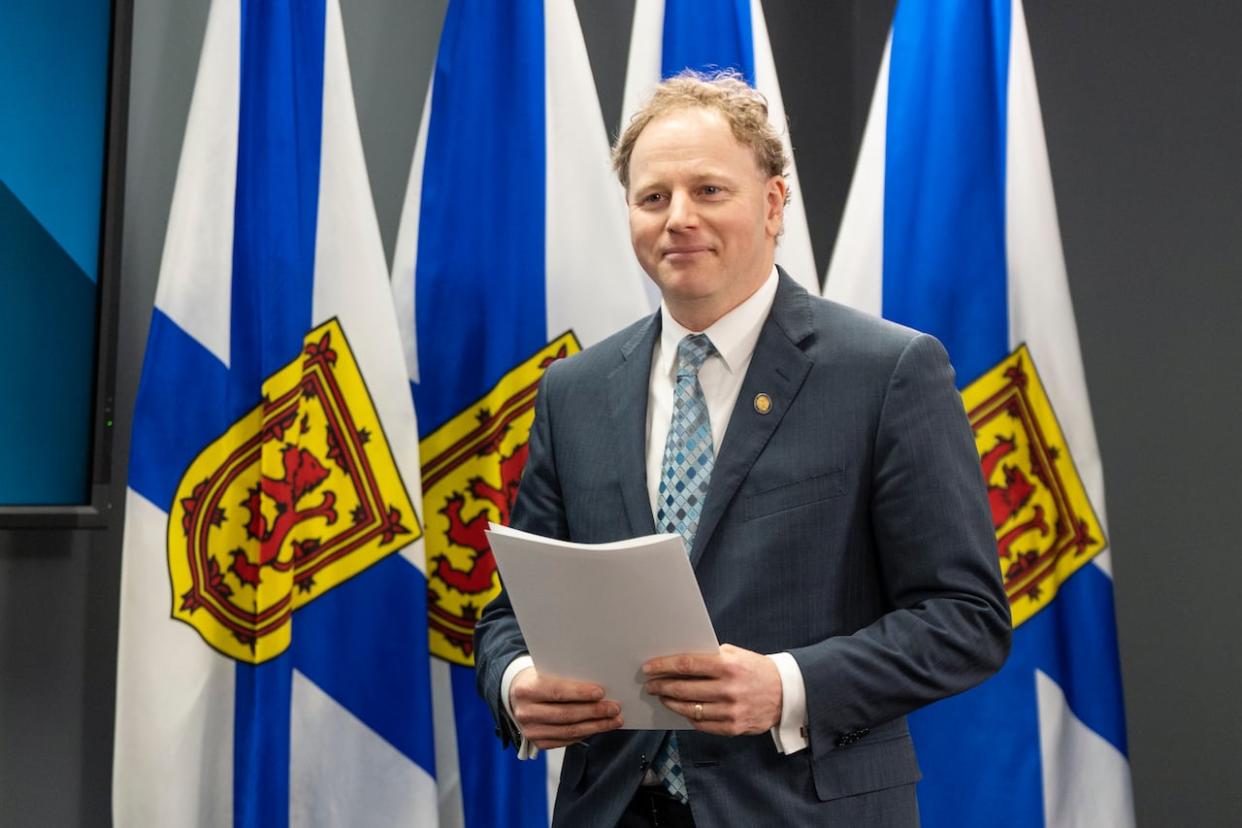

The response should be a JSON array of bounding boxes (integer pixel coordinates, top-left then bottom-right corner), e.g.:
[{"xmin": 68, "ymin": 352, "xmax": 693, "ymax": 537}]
[{"xmin": 765, "ymin": 176, "xmax": 788, "ymax": 237}]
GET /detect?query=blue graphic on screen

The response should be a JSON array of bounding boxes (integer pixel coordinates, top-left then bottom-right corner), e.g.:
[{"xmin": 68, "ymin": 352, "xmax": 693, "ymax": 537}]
[{"xmin": 0, "ymin": 1, "xmax": 112, "ymax": 504}]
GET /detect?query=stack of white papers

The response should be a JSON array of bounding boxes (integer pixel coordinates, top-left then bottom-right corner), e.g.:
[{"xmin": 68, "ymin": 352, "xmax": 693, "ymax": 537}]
[{"xmin": 485, "ymin": 523, "xmax": 720, "ymax": 730}]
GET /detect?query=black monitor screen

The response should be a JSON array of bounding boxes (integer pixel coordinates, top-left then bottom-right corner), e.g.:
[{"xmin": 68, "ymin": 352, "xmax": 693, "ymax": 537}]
[{"xmin": 0, "ymin": 1, "xmax": 115, "ymax": 506}]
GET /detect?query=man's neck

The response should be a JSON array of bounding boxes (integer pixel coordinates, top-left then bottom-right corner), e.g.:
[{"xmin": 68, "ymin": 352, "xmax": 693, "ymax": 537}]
[{"xmin": 664, "ymin": 264, "xmax": 775, "ymax": 333}]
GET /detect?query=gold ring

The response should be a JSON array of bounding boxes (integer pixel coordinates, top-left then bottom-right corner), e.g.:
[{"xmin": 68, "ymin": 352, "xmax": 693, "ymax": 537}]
[{"xmin": 694, "ymin": 703, "xmax": 703, "ymax": 722}]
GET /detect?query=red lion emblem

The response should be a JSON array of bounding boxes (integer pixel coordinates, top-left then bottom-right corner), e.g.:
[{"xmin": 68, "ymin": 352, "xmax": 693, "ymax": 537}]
[
  {"xmin": 435, "ymin": 442, "xmax": 529, "ymax": 597},
  {"xmin": 980, "ymin": 435, "xmax": 1049, "ymax": 561},
  {"xmin": 231, "ymin": 444, "xmax": 339, "ymax": 586}
]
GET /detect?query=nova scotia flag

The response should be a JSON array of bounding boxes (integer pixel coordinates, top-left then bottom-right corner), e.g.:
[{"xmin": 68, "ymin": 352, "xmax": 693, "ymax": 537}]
[
  {"xmin": 826, "ymin": 2, "xmax": 1135, "ymax": 825},
  {"xmin": 390, "ymin": 1, "xmax": 649, "ymax": 824},
  {"xmin": 113, "ymin": 0, "xmax": 437, "ymax": 824}
]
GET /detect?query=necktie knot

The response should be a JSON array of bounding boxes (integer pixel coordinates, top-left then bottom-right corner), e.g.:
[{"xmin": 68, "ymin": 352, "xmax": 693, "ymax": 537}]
[{"xmin": 675, "ymin": 334, "xmax": 714, "ymax": 379}]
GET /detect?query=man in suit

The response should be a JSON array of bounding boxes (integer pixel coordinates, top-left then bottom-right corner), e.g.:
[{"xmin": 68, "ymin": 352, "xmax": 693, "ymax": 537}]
[{"xmin": 474, "ymin": 72, "xmax": 1011, "ymax": 827}]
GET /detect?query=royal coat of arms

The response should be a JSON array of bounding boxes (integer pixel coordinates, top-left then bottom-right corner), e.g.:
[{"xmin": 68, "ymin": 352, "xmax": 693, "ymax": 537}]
[
  {"xmin": 964, "ymin": 345, "xmax": 1107, "ymax": 627},
  {"xmin": 419, "ymin": 332, "xmax": 580, "ymax": 665},
  {"xmin": 168, "ymin": 318, "xmax": 420, "ymax": 663}
]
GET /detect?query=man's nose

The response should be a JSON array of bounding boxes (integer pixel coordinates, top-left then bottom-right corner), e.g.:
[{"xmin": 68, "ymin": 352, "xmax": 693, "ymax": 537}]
[{"xmin": 666, "ymin": 190, "xmax": 696, "ymax": 231}]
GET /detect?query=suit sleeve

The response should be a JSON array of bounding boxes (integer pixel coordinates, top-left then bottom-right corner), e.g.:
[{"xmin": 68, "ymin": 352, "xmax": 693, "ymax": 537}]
[
  {"xmin": 788, "ymin": 333, "xmax": 1011, "ymax": 756},
  {"xmin": 473, "ymin": 366, "xmax": 569, "ymax": 747}
]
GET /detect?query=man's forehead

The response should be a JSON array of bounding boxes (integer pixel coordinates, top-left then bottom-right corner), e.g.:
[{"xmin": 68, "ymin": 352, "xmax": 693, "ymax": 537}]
[
  {"xmin": 629, "ymin": 107, "xmax": 763, "ymax": 179},
  {"xmin": 634, "ymin": 105, "xmax": 732, "ymax": 146}
]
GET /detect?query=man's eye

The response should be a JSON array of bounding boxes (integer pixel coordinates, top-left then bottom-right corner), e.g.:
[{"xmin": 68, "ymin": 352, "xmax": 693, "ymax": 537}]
[
  {"xmin": 702, "ymin": 185, "xmax": 722, "ymax": 196},
  {"xmin": 641, "ymin": 193, "xmax": 664, "ymax": 204}
]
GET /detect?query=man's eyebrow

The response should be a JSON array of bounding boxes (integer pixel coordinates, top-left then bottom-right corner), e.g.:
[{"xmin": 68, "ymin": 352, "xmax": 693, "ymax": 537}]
[
  {"xmin": 632, "ymin": 169, "xmax": 740, "ymax": 190},
  {"xmin": 683, "ymin": 165, "xmax": 741, "ymax": 180},
  {"xmin": 628, "ymin": 180, "xmax": 662, "ymax": 199}
]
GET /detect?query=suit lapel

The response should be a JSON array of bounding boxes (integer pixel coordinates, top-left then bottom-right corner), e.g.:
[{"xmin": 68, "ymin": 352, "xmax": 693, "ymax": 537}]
[
  {"xmin": 607, "ymin": 313, "xmax": 661, "ymax": 538},
  {"xmin": 691, "ymin": 272, "xmax": 814, "ymax": 565}
]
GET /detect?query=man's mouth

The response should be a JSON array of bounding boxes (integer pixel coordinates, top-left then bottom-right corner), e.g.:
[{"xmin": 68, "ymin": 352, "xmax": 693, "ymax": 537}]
[{"xmin": 662, "ymin": 245, "xmax": 712, "ymax": 259}]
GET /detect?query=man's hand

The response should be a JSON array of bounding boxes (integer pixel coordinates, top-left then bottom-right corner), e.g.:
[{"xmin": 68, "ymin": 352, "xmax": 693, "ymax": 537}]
[
  {"xmin": 509, "ymin": 667, "xmax": 624, "ymax": 749},
  {"xmin": 643, "ymin": 643, "xmax": 782, "ymax": 736}
]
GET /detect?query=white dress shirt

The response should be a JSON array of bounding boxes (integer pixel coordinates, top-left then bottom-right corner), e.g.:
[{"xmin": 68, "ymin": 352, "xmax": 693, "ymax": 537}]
[{"xmin": 501, "ymin": 267, "xmax": 809, "ymax": 758}]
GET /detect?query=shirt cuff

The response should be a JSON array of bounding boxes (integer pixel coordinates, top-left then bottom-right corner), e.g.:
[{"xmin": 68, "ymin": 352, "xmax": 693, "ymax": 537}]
[
  {"xmin": 500, "ymin": 654, "xmax": 538, "ymax": 759},
  {"xmin": 767, "ymin": 652, "xmax": 809, "ymax": 754}
]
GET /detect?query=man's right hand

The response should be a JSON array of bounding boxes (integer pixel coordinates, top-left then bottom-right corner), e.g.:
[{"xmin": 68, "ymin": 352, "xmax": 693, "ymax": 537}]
[{"xmin": 509, "ymin": 667, "xmax": 624, "ymax": 749}]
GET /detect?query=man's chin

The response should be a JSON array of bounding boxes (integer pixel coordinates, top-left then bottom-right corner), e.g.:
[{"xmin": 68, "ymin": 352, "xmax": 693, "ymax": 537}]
[
  {"xmin": 653, "ymin": 264, "xmax": 718, "ymax": 291},
  {"xmin": 656, "ymin": 283, "xmax": 726, "ymax": 317}
]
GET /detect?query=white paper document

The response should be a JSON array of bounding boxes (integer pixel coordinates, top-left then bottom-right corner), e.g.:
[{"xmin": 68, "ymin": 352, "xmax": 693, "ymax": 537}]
[{"xmin": 485, "ymin": 523, "xmax": 720, "ymax": 730}]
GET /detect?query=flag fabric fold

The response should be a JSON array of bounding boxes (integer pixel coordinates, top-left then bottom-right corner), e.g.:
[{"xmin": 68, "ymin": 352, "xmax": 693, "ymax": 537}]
[
  {"xmin": 825, "ymin": 1, "xmax": 1135, "ymax": 825},
  {"xmin": 113, "ymin": 0, "xmax": 437, "ymax": 824},
  {"xmin": 389, "ymin": 0, "xmax": 651, "ymax": 824},
  {"xmin": 622, "ymin": 0, "xmax": 820, "ymax": 297}
]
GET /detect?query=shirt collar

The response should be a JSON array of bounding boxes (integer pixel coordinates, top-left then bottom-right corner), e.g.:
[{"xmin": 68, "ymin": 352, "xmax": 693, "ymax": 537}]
[{"xmin": 658, "ymin": 266, "xmax": 779, "ymax": 377}]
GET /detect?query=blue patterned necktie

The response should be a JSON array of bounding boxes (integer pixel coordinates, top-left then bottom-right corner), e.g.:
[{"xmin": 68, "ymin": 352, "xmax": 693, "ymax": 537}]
[{"xmin": 651, "ymin": 333, "xmax": 716, "ymax": 804}]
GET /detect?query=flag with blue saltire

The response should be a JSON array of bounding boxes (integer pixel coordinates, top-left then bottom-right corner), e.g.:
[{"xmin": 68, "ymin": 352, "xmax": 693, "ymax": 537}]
[
  {"xmin": 389, "ymin": 1, "xmax": 651, "ymax": 824},
  {"xmin": 826, "ymin": 1, "xmax": 1134, "ymax": 825},
  {"xmin": 621, "ymin": 0, "xmax": 819, "ymax": 298},
  {"xmin": 113, "ymin": 0, "xmax": 437, "ymax": 824}
]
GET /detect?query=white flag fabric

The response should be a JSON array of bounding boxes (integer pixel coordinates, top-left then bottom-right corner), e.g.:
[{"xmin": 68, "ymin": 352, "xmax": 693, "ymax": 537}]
[
  {"xmin": 621, "ymin": 0, "xmax": 819, "ymax": 298},
  {"xmin": 389, "ymin": 1, "xmax": 651, "ymax": 825},
  {"xmin": 826, "ymin": 1, "xmax": 1135, "ymax": 825},
  {"xmin": 113, "ymin": 1, "xmax": 437, "ymax": 824}
]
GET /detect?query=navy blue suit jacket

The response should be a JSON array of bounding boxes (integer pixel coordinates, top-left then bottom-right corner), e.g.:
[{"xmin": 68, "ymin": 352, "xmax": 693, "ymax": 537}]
[{"xmin": 475, "ymin": 271, "xmax": 1010, "ymax": 826}]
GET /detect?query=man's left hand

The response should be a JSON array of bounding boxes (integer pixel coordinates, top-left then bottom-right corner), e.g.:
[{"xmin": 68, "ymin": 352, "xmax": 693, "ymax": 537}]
[{"xmin": 643, "ymin": 643, "xmax": 782, "ymax": 736}]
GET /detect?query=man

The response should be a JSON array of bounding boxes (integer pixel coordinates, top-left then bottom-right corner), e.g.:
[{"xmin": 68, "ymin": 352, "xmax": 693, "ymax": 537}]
[{"xmin": 475, "ymin": 71, "xmax": 1010, "ymax": 827}]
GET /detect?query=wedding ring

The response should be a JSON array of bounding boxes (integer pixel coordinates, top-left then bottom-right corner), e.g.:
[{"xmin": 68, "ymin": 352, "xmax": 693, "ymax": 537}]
[{"xmin": 694, "ymin": 703, "xmax": 703, "ymax": 722}]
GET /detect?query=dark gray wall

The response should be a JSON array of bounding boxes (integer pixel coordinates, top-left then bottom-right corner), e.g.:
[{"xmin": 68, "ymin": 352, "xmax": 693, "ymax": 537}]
[
  {"xmin": 1, "ymin": 1, "xmax": 1238, "ymax": 825},
  {"xmin": 1021, "ymin": 3, "xmax": 1242, "ymax": 824}
]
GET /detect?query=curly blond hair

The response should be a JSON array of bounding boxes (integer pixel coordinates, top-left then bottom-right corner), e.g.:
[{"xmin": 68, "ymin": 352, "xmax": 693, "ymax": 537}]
[{"xmin": 612, "ymin": 69, "xmax": 790, "ymax": 200}]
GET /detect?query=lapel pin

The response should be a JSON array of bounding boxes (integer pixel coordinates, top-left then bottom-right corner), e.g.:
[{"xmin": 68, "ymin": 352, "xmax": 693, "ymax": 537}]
[{"xmin": 754, "ymin": 393, "xmax": 772, "ymax": 415}]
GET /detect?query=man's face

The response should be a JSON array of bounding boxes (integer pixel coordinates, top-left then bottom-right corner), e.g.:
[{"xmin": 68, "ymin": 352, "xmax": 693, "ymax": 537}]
[{"xmin": 626, "ymin": 107, "xmax": 786, "ymax": 328}]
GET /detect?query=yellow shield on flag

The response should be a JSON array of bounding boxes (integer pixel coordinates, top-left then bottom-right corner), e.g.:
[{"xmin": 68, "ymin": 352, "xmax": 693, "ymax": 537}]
[
  {"xmin": 168, "ymin": 318, "xmax": 420, "ymax": 663},
  {"xmin": 419, "ymin": 332, "xmax": 580, "ymax": 665},
  {"xmin": 963, "ymin": 345, "xmax": 1107, "ymax": 627}
]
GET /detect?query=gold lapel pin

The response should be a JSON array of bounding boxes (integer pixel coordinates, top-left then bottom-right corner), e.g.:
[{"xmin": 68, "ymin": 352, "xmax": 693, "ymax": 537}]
[{"xmin": 753, "ymin": 393, "xmax": 772, "ymax": 415}]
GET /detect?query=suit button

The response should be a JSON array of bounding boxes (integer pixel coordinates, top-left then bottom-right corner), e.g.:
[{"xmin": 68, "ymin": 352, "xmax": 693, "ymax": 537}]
[
  {"xmin": 835, "ymin": 727, "xmax": 872, "ymax": 748},
  {"xmin": 640, "ymin": 753, "xmax": 649, "ymax": 771}
]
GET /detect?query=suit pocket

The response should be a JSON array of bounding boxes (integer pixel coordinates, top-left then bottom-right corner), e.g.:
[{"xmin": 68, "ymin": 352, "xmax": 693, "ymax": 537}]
[
  {"xmin": 810, "ymin": 729, "xmax": 922, "ymax": 802},
  {"xmin": 743, "ymin": 470, "xmax": 844, "ymax": 521}
]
